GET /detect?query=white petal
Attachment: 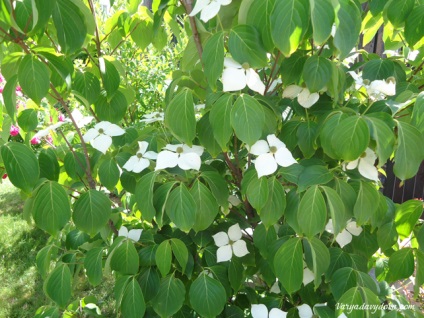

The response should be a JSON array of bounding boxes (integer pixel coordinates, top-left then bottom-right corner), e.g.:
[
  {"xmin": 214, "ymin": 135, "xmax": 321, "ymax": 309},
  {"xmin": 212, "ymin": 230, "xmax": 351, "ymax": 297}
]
[
  {"xmin": 345, "ymin": 159, "xmax": 359, "ymax": 170},
  {"xmin": 127, "ymin": 229, "xmax": 142, "ymax": 242},
  {"xmin": 104, "ymin": 123, "xmax": 125, "ymax": 136},
  {"xmin": 91, "ymin": 134, "xmax": 112, "ymax": 154},
  {"xmin": 269, "ymin": 308, "xmax": 288, "ymax": 318},
  {"xmin": 118, "ymin": 226, "xmax": 129, "ymax": 237},
  {"xmin": 143, "ymin": 151, "xmax": 158, "ymax": 160},
  {"xmin": 218, "ymin": 0, "xmax": 232, "ymax": 5},
  {"xmin": 164, "ymin": 144, "xmax": 181, "ymax": 152},
  {"xmin": 298, "ymin": 88, "xmax": 319, "ymax": 108},
  {"xmin": 282, "ymin": 85, "xmax": 302, "ymax": 98},
  {"xmin": 270, "ymin": 280, "xmax": 281, "ymax": 293},
  {"xmin": 200, "ymin": 1, "xmax": 221, "ymax": 22},
  {"xmin": 274, "ymin": 147, "xmax": 297, "ymax": 167},
  {"xmin": 83, "ymin": 128, "xmax": 99, "ymax": 142},
  {"xmin": 224, "ymin": 57, "xmax": 242, "ymax": 69},
  {"xmin": 297, "ymin": 304, "xmax": 313, "ymax": 318},
  {"xmin": 250, "ymin": 140, "xmax": 270, "ymax": 156},
  {"xmin": 178, "ymin": 152, "xmax": 201, "ymax": 170},
  {"xmin": 132, "ymin": 158, "xmax": 150, "ymax": 173},
  {"xmin": 189, "ymin": 0, "xmax": 210, "ymax": 16},
  {"xmin": 216, "ymin": 245, "xmax": 233, "ymax": 262},
  {"xmin": 346, "ymin": 221, "xmax": 362, "ymax": 236},
  {"xmin": 138, "ymin": 141, "xmax": 149, "ymax": 154},
  {"xmin": 338, "ymin": 313, "xmax": 348, "ymax": 318},
  {"xmin": 33, "ymin": 129, "xmax": 50, "ymax": 139},
  {"xmin": 369, "ymin": 79, "xmax": 396, "ymax": 96},
  {"xmin": 155, "ymin": 150, "xmax": 179, "ymax": 170},
  {"xmin": 123, "ymin": 156, "xmax": 139, "ymax": 171},
  {"xmin": 232, "ymin": 240, "xmax": 249, "ymax": 257},
  {"xmin": 255, "ymin": 153, "xmax": 278, "ymax": 178},
  {"xmin": 325, "ymin": 219, "xmax": 334, "ymax": 234},
  {"xmin": 266, "ymin": 134, "xmax": 286, "ymax": 150},
  {"xmin": 222, "ymin": 67, "xmax": 247, "ymax": 92},
  {"xmin": 362, "ymin": 148, "xmax": 377, "ymax": 165},
  {"xmin": 251, "ymin": 304, "xmax": 268, "ymax": 318},
  {"xmin": 228, "ymin": 223, "xmax": 242, "ymax": 241},
  {"xmin": 246, "ymin": 69, "xmax": 265, "ymax": 95},
  {"xmin": 303, "ymin": 267, "xmax": 315, "ymax": 285},
  {"xmin": 213, "ymin": 231, "xmax": 230, "ymax": 247},
  {"xmin": 182, "ymin": 144, "xmax": 204, "ymax": 156},
  {"xmin": 335, "ymin": 229, "xmax": 353, "ymax": 247},
  {"xmin": 358, "ymin": 161, "xmax": 379, "ymax": 181}
]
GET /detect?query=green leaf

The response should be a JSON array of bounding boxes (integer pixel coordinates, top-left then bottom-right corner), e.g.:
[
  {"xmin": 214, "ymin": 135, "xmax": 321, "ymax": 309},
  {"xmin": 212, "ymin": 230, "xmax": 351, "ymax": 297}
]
[
  {"xmin": 203, "ymin": 32, "xmax": 224, "ymax": 90},
  {"xmin": 18, "ymin": 55, "xmax": 50, "ymax": 104},
  {"xmin": 135, "ymin": 171, "xmax": 157, "ymax": 222},
  {"xmin": 260, "ymin": 177, "xmax": 286, "ymax": 228},
  {"xmin": 387, "ymin": 248, "xmax": 415, "ymax": 282},
  {"xmin": 33, "ymin": 181, "xmax": 71, "ymax": 236},
  {"xmin": 320, "ymin": 112, "xmax": 348, "ymax": 159},
  {"xmin": 230, "ymin": 95, "xmax": 265, "ymax": 146},
  {"xmin": 306, "ymin": 237, "xmax": 330, "ymax": 289},
  {"xmin": 298, "ymin": 185, "xmax": 327, "ymax": 237},
  {"xmin": 228, "ymin": 24, "xmax": 267, "ymax": 68},
  {"xmin": 131, "ymin": 17, "xmax": 153, "ymax": 50},
  {"xmin": 2, "ymin": 74, "xmax": 17, "ymax": 120},
  {"xmin": 52, "ymin": 0, "xmax": 87, "ymax": 53},
  {"xmin": 354, "ymin": 181, "xmax": 380, "ymax": 225},
  {"xmin": 64, "ymin": 152, "xmax": 86, "ymax": 180},
  {"xmin": 36, "ymin": 245, "xmax": 58, "ymax": 279},
  {"xmin": 155, "ymin": 240, "xmax": 172, "ymax": 277},
  {"xmin": 33, "ymin": 0, "xmax": 55, "ymax": 32},
  {"xmin": 84, "ymin": 247, "xmax": 104, "ymax": 286},
  {"xmin": 44, "ymin": 263, "xmax": 72, "ymax": 308},
  {"xmin": 386, "ymin": 0, "xmax": 414, "ymax": 28},
  {"xmin": 274, "ymin": 238, "xmax": 303, "ymax": 294},
  {"xmin": 246, "ymin": 0, "xmax": 276, "ymax": 51},
  {"xmin": 411, "ymin": 92, "xmax": 424, "ymax": 134},
  {"xmin": 296, "ymin": 121, "xmax": 318, "ymax": 158},
  {"xmin": 228, "ymin": 257, "xmax": 244, "ymax": 292},
  {"xmin": 197, "ymin": 114, "xmax": 221, "ymax": 157},
  {"xmin": 201, "ymin": 171, "xmax": 229, "ymax": 208},
  {"xmin": 333, "ymin": 0, "xmax": 361, "ymax": 59},
  {"xmin": 303, "ymin": 56, "xmax": 333, "ymax": 93},
  {"xmin": 37, "ymin": 50, "xmax": 74, "ymax": 89},
  {"xmin": 331, "ymin": 116, "xmax": 370, "ymax": 161},
  {"xmin": 165, "ymin": 88, "xmax": 196, "ymax": 146},
  {"xmin": 171, "ymin": 238, "xmax": 188, "ymax": 273},
  {"xmin": 1, "ymin": 142, "xmax": 39, "ymax": 193},
  {"xmin": 364, "ymin": 116, "xmax": 395, "ymax": 166},
  {"xmin": 325, "ymin": 248, "xmax": 352, "ymax": 280},
  {"xmin": 331, "ymin": 268, "xmax": 377, "ymax": 301},
  {"xmin": 95, "ymin": 90, "xmax": 128, "ymax": 123},
  {"xmin": 73, "ymin": 71, "xmax": 101, "ymax": 106},
  {"xmin": 99, "ymin": 57, "xmax": 120, "ymax": 96},
  {"xmin": 166, "ymin": 184, "xmax": 196, "ymax": 232},
  {"xmin": 189, "ymin": 273, "xmax": 227, "ymax": 318},
  {"xmin": 404, "ymin": 5, "xmax": 424, "ymax": 47},
  {"xmin": 393, "ymin": 121, "xmax": 424, "ymax": 180},
  {"xmin": 98, "ymin": 159, "xmax": 120, "ymax": 191},
  {"xmin": 377, "ymin": 222, "xmax": 398, "ymax": 251},
  {"xmin": 39, "ymin": 148, "xmax": 60, "ymax": 181},
  {"xmin": 310, "ymin": 0, "xmax": 335, "ymax": 44},
  {"xmin": 395, "ymin": 199, "xmax": 423, "ymax": 239},
  {"xmin": 279, "ymin": 52, "xmax": 307, "ymax": 85},
  {"xmin": 73, "ymin": 190, "xmax": 112, "ymax": 236},
  {"xmin": 121, "ymin": 278, "xmax": 146, "ymax": 318},
  {"xmin": 246, "ymin": 176, "xmax": 269, "ymax": 211},
  {"xmin": 415, "ymin": 249, "xmax": 424, "ymax": 297},
  {"xmin": 111, "ymin": 240, "xmax": 139, "ymax": 275},
  {"xmin": 138, "ymin": 267, "xmax": 160, "ymax": 302},
  {"xmin": 321, "ymin": 186, "xmax": 350, "ymax": 235},
  {"xmin": 362, "ymin": 59, "xmax": 395, "ymax": 82},
  {"xmin": 209, "ymin": 94, "xmax": 233, "ymax": 151},
  {"xmin": 152, "ymin": 275, "xmax": 186, "ymax": 318},
  {"xmin": 336, "ymin": 287, "xmax": 381, "ymax": 318},
  {"xmin": 270, "ymin": 0, "xmax": 309, "ymax": 56},
  {"xmin": 190, "ymin": 180, "xmax": 219, "ymax": 232}
]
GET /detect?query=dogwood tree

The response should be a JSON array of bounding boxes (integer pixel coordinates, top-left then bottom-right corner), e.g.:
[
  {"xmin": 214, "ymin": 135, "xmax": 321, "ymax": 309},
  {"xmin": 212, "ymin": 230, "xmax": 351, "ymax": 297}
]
[{"xmin": 1, "ymin": 0, "xmax": 424, "ymax": 317}]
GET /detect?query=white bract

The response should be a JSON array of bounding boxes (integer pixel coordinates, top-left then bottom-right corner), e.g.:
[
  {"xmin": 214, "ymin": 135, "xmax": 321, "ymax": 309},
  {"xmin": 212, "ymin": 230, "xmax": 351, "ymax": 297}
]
[
  {"xmin": 118, "ymin": 226, "xmax": 142, "ymax": 242},
  {"xmin": 141, "ymin": 111, "xmax": 164, "ymax": 124},
  {"xmin": 251, "ymin": 304, "xmax": 287, "ymax": 318},
  {"xmin": 222, "ymin": 58, "xmax": 265, "ymax": 95},
  {"xmin": 155, "ymin": 144, "xmax": 204, "ymax": 171},
  {"xmin": 123, "ymin": 141, "xmax": 157, "ymax": 173},
  {"xmin": 250, "ymin": 134, "xmax": 297, "ymax": 178},
  {"xmin": 326, "ymin": 219, "xmax": 363, "ymax": 247},
  {"xmin": 270, "ymin": 280, "xmax": 281, "ymax": 294},
  {"xmin": 303, "ymin": 265, "xmax": 314, "ymax": 285},
  {"xmin": 189, "ymin": 0, "xmax": 232, "ymax": 22},
  {"xmin": 283, "ymin": 85, "xmax": 319, "ymax": 108},
  {"xmin": 344, "ymin": 148, "xmax": 378, "ymax": 181},
  {"xmin": 213, "ymin": 223, "xmax": 249, "ymax": 262},
  {"xmin": 33, "ymin": 121, "xmax": 68, "ymax": 139},
  {"xmin": 72, "ymin": 109, "xmax": 94, "ymax": 128},
  {"xmin": 297, "ymin": 304, "xmax": 313, "ymax": 318},
  {"xmin": 83, "ymin": 121, "xmax": 125, "ymax": 154},
  {"xmin": 367, "ymin": 77, "xmax": 396, "ymax": 99}
]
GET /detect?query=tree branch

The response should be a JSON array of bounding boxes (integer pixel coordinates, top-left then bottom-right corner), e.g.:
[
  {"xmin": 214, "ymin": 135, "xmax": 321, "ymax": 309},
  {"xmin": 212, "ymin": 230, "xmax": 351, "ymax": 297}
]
[{"xmin": 181, "ymin": 0, "xmax": 203, "ymax": 60}]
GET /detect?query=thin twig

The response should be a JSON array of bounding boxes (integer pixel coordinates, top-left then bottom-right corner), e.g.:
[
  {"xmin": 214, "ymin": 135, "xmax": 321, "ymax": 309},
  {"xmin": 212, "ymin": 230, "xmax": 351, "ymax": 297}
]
[{"xmin": 181, "ymin": 0, "xmax": 203, "ymax": 61}]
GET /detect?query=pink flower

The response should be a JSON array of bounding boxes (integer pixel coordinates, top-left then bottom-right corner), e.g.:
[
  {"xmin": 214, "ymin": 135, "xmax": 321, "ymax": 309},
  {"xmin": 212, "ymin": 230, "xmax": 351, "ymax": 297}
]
[
  {"xmin": 10, "ymin": 125, "xmax": 19, "ymax": 136},
  {"xmin": 0, "ymin": 87, "xmax": 3, "ymax": 94},
  {"xmin": 31, "ymin": 136, "xmax": 41, "ymax": 145},
  {"xmin": 16, "ymin": 86, "xmax": 21, "ymax": 92},
  {"xmin": 46, "ymin": 135, "xmax": 53, "ymax": 143},
  {"xmin": 2, "ymin": 174, "xmax": 7, "ymax": 179},
  {"xmin": 0, "ymin": 74, "xmax": 4, "ymax": 83},
  {"xmin": 58, "ymin": 113, "xmax": 65, "ymax": 122}
]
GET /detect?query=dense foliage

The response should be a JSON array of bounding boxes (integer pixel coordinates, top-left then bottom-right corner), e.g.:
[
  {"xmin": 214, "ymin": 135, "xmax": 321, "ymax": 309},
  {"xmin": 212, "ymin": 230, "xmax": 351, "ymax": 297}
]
[{"xmin": 1, "ymin": 0, "xmax": 424, "ymax": 317}]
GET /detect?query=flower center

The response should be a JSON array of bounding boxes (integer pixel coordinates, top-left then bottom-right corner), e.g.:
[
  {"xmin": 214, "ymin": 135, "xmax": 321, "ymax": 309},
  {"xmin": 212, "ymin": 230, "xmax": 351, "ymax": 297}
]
[
  {"xmin": 155, "ymin": 113, "xmax": 161, "ymax": 118},
  {"xmin": 98, "ymin": 128, "xmax": 104, "ymax": 134},
  {"xmin": 360, "ymin": 151, "xmax": 366, "ymax": 158},
  {"xmin": 363, "ymin": 79, "xmax": 370, "ymax": 85},
  {"xmin": 241, "ymin": 62, "xmax": 250, "ymax": 70},
  {"xmin": 270, "ymin": 146, "xmax": 278, "ymax": 153},
  {"xmin": 386, "ymin": 76, "xmax": 395, "ymax": 84},
  {"xmin": 176, "ymin": 146, "xmax": 184, "ymax": 154},
  {"xmin": 137, "ymin": 153, "xmax": 143, "ymax": 159}
]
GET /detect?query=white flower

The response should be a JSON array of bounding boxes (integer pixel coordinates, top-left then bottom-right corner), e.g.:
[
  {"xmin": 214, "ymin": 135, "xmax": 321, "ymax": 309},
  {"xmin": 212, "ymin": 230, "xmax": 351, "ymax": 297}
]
[
  {"xmin": 194, "ymin": 104, "xmax": 205, "ymax": 112},
  {"xmin": 222, "ymin": 58, "xmax": 265, "ymax": 95},
  {"xmin": 33, "ymin": 121, "xmax": 68, "ymax": 139},
  {"xmin": 326, "ymin": 219, "xmax": 362, "ymax": 247},
  {"xmin": 141, "ymin": 111, "xmax": 164, "ymax": 124},
  {"xmin": 155, "ymin": 144, "xmax": 204, "ymax": 171},
  {"xmin": 250, "ymin": 134, "xmax": 297, "ymax": 178},
  {"xmin": 270, "ymin": 280, "xmax": 281, "ymax": 294},
  {"xmin": 282, "ymin": 85, "xmax": 320, "ymax": 108},
  {"xmin": 83, "ymin": 121, "xmax": 125, "ymax": 154},
  {"xmin": 367, "ymin": 77, "xmax": 396, "ymax": 98},
  {"xmin": 72, "ymin": 109, "xmax": 94, "ymax": 128},
  {"xmin": 251, "ymin": 304, "xmax": 287, "ymax": 318},
  {"xmin": 297, "ymin": 304, "xmax": 313, "ymax": 318},
  {"xmin": 123, "ymin": 141, "xmax": 157, "ymax": 173},
  {"xmin": 303, "ymin": 265, "xmax": 314, "ymax": 285},
  {"xmin": 212, "ymin": 223, "xmax": 249, "ymax": 262},
  {"xmin": 189, "ymin": 0, "xmax": 232, "ymax": 22},
  {"xmin": 344, "ymin": 148, "xmax": 378, "ymax": 181},
  {"xmin": 118, "ymin": 225, "xmax": 142, "ymax": 242}
]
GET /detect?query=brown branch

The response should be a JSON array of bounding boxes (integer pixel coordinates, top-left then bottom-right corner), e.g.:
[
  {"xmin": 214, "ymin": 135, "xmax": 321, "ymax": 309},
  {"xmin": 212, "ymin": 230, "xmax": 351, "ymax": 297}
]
[
  {"xmin": 264, "ymin": 51, "xmax": 282, "ymax": 95},
  {"xmin": 109, "ymin": 21, "xmax": 141, "ymax": 55},
  {"xmin": 181, "ymin": 0, "xmax": 203, "ymax": 61},
  {"xmin": 408, "ymin": 58, "xmax": 424, "ymax": 82},
  {"xmin": 87, "ymin": 0, "xmax": 102, "ymax": 59}
]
